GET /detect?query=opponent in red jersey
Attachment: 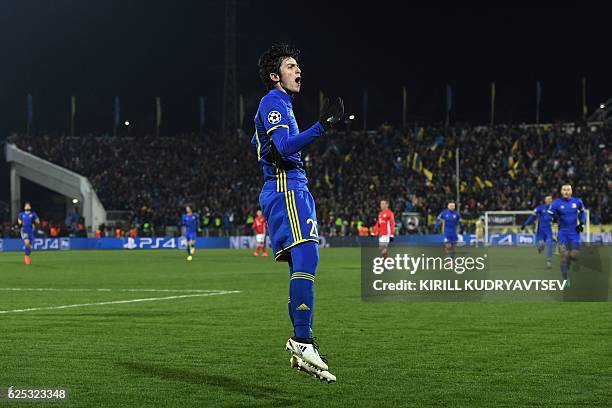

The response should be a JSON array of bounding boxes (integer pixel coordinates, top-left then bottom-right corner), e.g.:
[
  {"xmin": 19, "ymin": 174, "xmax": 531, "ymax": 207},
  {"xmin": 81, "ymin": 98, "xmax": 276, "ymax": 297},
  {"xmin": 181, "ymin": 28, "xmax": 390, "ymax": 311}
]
[
  {"xmin": 371, "ymin": 199, "xmax": 395, "ymax": 258},
  {"xmin": 252, "ymin": 209, "xmax": 268, "ymax": 257}
]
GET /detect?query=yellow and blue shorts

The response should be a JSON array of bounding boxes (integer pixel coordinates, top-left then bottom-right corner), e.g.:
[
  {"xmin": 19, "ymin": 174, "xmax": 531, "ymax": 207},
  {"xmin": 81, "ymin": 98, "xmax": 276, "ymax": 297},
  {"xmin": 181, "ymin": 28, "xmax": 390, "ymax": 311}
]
[{"xmin": 259, "ymin": 189, "xmax": 319, "ymax": 261}]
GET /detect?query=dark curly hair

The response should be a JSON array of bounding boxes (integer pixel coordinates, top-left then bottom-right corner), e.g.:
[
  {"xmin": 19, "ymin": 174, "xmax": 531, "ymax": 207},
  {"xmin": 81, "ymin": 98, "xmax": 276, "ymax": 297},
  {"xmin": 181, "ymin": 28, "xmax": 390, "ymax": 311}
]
[{"xmin": 258, "ymin": 44, "xmax": 300, "ymax": 90}]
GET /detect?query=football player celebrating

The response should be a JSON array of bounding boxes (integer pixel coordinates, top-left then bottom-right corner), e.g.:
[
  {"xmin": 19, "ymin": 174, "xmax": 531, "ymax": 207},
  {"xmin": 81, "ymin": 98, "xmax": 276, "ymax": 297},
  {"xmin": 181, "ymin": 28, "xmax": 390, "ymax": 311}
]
[
  {"xmin": 251, "ymin": 44, "xmax": 343, "ymax": 382},
  {"xmin": 548, "ymin": 184, "xmax": 586, "ymax": 287},
  {"xmin": 521, "ymin": 195, "xmax": 554, "ymax": 268}
]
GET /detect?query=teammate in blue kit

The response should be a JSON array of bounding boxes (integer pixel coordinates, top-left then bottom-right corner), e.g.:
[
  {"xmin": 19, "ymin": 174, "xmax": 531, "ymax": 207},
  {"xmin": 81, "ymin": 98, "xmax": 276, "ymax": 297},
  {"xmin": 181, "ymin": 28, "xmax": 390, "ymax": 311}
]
[
  {"xmin": 521, "ymin": 195, "xmax": 554, "ymax": 269},
  {"xmin": 182, "ymin": 205, "xmax": 199, "ymax": 261},
  {"xmin": 434, "ymin": 202, "xmax": 462, "ymax": 257},
  {"xmin": 252, "ymin": 44, "xmax": 343, "ymax": 382},
  {"xmin": 548, "ymin": 184, "xmax": 586, "ymax": 286},
  {"xmin": 18, "ymin": 202, "xmax": 40, "ymax": 265}
]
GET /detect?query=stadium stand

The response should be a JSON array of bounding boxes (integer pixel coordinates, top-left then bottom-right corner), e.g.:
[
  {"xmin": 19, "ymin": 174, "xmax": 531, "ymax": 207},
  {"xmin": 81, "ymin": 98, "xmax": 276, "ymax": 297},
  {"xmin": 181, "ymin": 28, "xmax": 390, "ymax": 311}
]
[{"xmin": 5, "ymin": 123, "xmax": 610, "ymax": 237}]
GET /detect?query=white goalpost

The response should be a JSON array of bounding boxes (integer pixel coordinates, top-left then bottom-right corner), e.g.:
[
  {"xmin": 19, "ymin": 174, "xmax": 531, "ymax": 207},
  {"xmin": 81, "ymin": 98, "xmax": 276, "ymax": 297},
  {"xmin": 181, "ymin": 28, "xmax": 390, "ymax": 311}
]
[{"xmin": 483, "ymin": 210, "xmax": 590, "ymax": 246}]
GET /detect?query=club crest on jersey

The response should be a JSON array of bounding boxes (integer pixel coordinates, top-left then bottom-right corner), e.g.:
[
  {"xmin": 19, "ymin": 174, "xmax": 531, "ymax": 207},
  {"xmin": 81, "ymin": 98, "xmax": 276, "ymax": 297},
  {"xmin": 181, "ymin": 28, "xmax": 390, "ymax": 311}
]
[
  {"xmin": 572, "ymin": 203, "xmax": 576, "ymax": 208},
  {"xmin": 268, "ymin": 111, "xmax": 282, "ymax": 125}
]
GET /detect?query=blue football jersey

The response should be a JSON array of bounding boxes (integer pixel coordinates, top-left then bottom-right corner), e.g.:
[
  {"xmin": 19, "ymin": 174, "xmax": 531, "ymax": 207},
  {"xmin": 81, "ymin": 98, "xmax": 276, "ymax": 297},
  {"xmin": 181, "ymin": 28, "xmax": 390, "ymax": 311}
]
[
  {"xmin": 548, "ymin": 197, "xmax": 585, "ymax": 232},
  {"xmin": 252, "ymin": 89, "xmax": 321, "ymax": 192},
  {"xmin": 182, "ymin": 213, "xmax": 199, "ymax": 233},
  {"xmin": 19, "ymin": 211, "xmax": 38, "ymax": 233},
  {"xmin": 436, "ymin": 209, "xmax": 461, "ymax": 234},
  {"xmin": 533, "ymin": 204, "xmax": 553, "ymax": 232}
]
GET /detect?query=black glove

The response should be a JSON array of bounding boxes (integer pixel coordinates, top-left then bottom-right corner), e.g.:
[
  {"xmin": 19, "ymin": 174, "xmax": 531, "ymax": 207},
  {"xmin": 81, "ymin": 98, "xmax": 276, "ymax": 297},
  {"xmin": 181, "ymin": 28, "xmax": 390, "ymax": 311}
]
[
  {"xmin": 520, "ymin": 225, "xmax": 525, "ymax": 231},
  {"xmin": 390, "ymin": 236, "xmax": 394, "ymax": 242},
  {"xmin": 319, "ymin": 97, "xmax": 344, "ymax": 130},
  {"xmin": 576, "ymin": 224, "xmax": 584, "ymax": 233}
]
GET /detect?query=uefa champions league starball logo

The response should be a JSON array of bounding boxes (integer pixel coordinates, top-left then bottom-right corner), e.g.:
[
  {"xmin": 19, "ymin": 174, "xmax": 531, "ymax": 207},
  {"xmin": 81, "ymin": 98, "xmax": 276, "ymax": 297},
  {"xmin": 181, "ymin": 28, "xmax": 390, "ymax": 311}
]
[{"xmin": 267, "ymin": 111, "xmax": 282, "ymax": 124}]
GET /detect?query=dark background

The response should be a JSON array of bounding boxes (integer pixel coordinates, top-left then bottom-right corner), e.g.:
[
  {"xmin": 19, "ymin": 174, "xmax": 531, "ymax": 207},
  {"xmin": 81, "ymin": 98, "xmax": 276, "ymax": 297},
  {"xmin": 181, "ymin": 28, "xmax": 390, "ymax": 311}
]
[{"xmin": 0, "ymin": 1, "xmax": 610, "ymax": 201}]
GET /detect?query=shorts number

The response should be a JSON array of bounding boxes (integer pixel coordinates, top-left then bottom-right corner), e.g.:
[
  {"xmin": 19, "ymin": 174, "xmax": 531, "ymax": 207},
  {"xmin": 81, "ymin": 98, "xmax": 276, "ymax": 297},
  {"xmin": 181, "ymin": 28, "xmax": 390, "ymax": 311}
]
[{"xmin": 307, "ymin": 218, "xmax": 318, "ymax": 238}]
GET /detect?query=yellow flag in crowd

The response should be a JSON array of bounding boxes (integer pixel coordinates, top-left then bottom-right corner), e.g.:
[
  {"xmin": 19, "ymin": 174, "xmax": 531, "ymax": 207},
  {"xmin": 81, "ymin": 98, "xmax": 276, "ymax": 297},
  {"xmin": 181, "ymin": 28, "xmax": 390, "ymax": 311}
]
[
  {"xmin": 417, "ymin": 127, "xmax": 425, "ymax": 140},
  {"xmin": 475, "ymin": 176, "xmax": 485, "ymax": 189},
  {"xmin": 412, "ymin": 153, "xmax": 422, "ymax": 172},
  {"xmin": 437, "ymin": 151, "xmax": 445, "ymax": 168}
]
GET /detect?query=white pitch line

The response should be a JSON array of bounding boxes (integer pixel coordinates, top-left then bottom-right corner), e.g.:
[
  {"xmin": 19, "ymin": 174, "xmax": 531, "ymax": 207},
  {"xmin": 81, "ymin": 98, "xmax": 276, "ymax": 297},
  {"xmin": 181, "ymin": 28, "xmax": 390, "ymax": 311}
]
[
  {"xmin": 0, "ymin": 290, "xmax": 241, "ymax": 314},
  {"xmin": 0, "ymin": 288, "xmax": 225, "ymax": 293}
]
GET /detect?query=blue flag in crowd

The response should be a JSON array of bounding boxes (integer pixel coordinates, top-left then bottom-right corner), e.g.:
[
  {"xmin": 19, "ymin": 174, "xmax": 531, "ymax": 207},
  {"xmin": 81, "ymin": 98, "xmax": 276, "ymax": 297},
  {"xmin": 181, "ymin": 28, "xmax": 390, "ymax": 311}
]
[
  {"xmin": 114, "ymin": 96, "xmax": 120, "ymax": 128},
  {"xmin": 199, "ymin": 96, "xmax": 205, "ymax": 128},
  {"xmin": 27, "ymin": 94, "xmax": 33, "ymax": 125}
]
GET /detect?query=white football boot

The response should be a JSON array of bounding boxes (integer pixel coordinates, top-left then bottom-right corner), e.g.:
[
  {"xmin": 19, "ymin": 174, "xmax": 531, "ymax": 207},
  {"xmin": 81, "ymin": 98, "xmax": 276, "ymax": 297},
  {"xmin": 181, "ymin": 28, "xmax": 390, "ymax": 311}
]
[
  {"xmin": 285, "ymin": 337, "xmax": 328, "ymax": 371},
  {"xmin": 289, "ymin": 355, "xmax": 336, "ymax": 383}
]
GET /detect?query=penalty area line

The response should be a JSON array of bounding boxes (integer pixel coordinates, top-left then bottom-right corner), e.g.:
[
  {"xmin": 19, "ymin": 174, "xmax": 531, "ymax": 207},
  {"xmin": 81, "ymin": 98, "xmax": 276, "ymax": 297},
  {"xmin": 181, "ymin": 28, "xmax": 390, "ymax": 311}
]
[
  {"xmin": 0, "ymin": 290, "xmax": 241, "ymax": 314},
  {"xmin": 0, "ymin": 288, "xmax": 227, "ymax": 293}
]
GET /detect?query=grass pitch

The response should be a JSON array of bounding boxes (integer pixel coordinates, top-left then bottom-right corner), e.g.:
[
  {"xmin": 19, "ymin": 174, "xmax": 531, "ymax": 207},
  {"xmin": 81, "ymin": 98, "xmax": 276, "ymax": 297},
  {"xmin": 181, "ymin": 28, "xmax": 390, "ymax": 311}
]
[{"xmin": 0, "ymin": 248, "xmax": 611, "ymax": 407}]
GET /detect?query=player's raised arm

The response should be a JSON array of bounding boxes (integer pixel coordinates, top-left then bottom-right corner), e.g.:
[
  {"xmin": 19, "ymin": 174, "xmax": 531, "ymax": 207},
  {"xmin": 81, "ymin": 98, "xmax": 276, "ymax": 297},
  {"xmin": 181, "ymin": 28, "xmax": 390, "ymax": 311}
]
[
  {"xmin": 264, "ymin": 97, "xmax": 344, "ymax": 157},
  {"xmin": 257, "ymin": 45, "xmax": 344, "ymax": 158}
]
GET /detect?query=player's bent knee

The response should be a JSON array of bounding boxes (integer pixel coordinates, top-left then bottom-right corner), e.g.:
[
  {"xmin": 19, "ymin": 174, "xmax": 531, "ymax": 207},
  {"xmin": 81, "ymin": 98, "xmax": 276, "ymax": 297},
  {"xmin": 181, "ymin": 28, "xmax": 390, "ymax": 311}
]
[{"xmin": 290, "ymin": 241, "xmax": 319, "ymax": 275}]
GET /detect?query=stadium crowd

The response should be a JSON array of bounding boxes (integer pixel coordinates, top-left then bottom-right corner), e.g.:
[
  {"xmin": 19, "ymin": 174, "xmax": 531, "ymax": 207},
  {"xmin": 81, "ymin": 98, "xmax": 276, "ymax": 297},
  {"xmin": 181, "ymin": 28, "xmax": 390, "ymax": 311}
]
[{"xmin": 6, "ymin": 123, "xmax": 610, "ymax": 237}]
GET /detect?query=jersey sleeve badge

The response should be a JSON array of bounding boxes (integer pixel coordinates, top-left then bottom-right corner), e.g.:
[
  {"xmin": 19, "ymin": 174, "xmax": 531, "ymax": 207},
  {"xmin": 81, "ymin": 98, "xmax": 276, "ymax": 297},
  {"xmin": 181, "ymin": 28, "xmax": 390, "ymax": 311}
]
[{"xmin": 267, "ymin": 111, "xmax": 282, "ymax": 124}]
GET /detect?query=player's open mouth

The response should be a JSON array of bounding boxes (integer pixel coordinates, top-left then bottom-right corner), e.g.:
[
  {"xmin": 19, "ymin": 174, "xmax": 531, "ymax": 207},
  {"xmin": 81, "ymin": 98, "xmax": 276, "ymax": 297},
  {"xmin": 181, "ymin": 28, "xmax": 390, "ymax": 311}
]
[{"xmin": 295, "ymin": 77, "xmax": 301, "ymax": 84}]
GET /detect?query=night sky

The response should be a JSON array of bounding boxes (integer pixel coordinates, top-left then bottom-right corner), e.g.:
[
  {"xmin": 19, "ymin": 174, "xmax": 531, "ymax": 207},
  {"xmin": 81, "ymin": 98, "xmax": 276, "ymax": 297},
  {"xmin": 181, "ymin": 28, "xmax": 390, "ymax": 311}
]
[{"xmin": 0, "ymin": 1, "xmax": 610, "ymax": 136}]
